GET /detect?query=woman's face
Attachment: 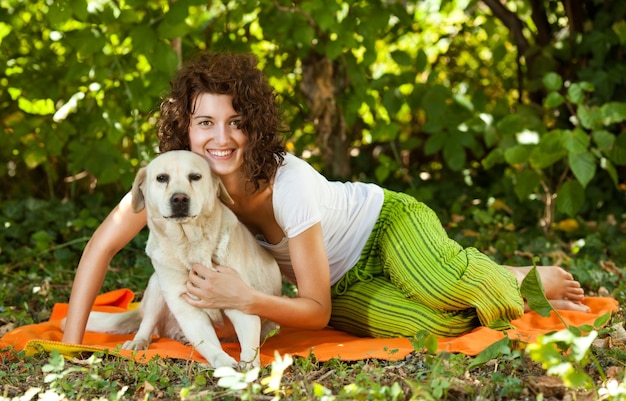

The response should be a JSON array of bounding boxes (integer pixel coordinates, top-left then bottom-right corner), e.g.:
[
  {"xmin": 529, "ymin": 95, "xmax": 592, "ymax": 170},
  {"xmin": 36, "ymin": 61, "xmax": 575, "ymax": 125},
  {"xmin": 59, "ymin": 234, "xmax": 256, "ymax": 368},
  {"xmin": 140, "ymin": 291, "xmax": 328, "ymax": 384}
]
[{"xmin": 188, "ymin": 93, "xmax": 248, "ymax": 179}]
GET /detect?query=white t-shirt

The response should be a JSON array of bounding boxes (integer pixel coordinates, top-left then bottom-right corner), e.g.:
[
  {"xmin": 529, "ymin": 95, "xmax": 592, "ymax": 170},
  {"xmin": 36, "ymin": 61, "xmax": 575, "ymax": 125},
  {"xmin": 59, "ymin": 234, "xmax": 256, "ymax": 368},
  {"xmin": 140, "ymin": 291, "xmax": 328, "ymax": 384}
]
[{"xmin": 256, "ymin": 153, "xmax": 384, "ymax": 285}]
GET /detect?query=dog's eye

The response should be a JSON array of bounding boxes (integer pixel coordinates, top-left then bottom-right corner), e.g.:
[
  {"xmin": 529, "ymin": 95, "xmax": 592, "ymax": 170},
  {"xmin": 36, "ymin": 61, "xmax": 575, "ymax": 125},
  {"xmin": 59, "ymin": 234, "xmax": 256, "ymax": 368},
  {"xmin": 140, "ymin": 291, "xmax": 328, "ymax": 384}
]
[
  {"xmin": 156, "ymin": 174, "xmax": 169, "ymax": 183},
  {"xmin": 189, "ymin": 173, "xmax": 202, "ymax": 182}
]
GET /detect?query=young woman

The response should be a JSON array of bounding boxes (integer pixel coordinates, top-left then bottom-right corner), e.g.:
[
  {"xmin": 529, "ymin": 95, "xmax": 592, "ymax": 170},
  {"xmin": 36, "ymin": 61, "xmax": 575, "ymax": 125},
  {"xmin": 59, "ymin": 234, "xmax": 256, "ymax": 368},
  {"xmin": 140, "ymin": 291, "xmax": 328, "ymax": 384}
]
[{"xmin": 61, "ymin": 52, "xmax": 587, "ymax": 345}]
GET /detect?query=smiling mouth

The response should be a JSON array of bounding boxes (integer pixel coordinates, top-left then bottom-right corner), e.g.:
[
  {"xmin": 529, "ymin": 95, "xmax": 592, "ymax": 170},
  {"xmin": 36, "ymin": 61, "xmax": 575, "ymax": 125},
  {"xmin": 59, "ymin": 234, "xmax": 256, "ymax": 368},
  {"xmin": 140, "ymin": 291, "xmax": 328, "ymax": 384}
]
[{"xmin": 208, "ymin": 149, "xmax": 234, "ymax": 157}]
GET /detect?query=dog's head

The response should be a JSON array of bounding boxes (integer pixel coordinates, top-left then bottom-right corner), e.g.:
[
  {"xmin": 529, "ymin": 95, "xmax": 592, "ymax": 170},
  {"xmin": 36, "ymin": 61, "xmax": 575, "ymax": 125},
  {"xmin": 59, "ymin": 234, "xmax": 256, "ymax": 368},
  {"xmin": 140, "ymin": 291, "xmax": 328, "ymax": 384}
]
[{"xmin": 131, "ymin": 150, "xmax": 234, "ymax": 222}]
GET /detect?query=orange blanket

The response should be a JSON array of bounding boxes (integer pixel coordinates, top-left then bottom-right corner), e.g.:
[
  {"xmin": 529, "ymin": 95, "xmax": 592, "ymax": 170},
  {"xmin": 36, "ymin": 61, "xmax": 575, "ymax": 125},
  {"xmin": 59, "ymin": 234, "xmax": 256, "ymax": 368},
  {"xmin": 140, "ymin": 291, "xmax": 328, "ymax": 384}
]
[{"xmin": 0, "ymin": 290, "xmax": 618, "ymax": 366}]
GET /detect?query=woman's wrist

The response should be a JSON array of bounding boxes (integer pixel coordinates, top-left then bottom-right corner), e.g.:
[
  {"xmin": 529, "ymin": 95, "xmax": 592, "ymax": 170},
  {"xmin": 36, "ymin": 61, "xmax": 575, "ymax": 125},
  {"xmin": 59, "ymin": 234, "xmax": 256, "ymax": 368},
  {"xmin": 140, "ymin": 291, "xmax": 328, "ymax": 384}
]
[{"xmin": 242, "ymin": 288, "xmax": 263, "ymax": 315}]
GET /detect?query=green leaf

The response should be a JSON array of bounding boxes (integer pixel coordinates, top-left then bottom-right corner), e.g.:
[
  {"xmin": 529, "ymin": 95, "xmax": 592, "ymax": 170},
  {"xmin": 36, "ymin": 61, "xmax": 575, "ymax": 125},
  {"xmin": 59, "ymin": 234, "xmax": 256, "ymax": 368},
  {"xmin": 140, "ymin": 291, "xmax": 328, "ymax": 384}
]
[
  {"xmin": 577, "ymin": 105, "xmax": 603, "ymax": 130},
  {"xmin": 443, "ymin": 139, "xmax": 466, "ymax": 171},
  {"xmin": 0, "ymin": 22, "xmax": 12, "ymax": 45},
  {"xmin": 542, "ymin": 72, "xmax": 563, "ymax": 91},
  {"xmin": 70, "ymin": 0, "xmax": 88, "ymax": 20},
  {"xmin": 129, "ymin": 25, "xmax": 157, "ymax": 54},
  {"xmin": 416, "ymin": 49, "xmax": 428, "ymax": 71},
  {"xmin": 513, "ymin": 169, "xmax": 541, "ymax": 200},
  {"xmin": 606, "ymin": 132, "xmax": 626, "ymax": 165},
  {"xmin": 566, "ymin": 82, "xmax": 593, "ymax": 105},
  {"xmin": 555, "ymin": 179, "xmax": 585, "ymax": 217},
  {"xmin": 150, "ymin": 42, "xmax": 180, "ymax": 75},
  {"xmin": 468, "ymin": 337, "xmax": 512, "ymax": 370},
  {"xmin": 23, "ymin": 147, "xmax": 48, "ymax": 169},
  {"xmin": 520, "ymin": 266, "xmax": 554, "ymax": 318},
  {"xmin": 544, "ymin": 91, "xmax": 564, "ymax": 108},
  {"xmin": 422, "ymin": 85, "xmax": 451, "ymax": 128},
  {"xmin": 325, "ymin": 39, "xmax": 344, "ymax": 60},
  {"xmin": 601, "ymin": 102, "xmax": 626, "ymax": 125},
  {"xmin": 529, "ymin": 131, "xmax": 567, "ymax": 169},
  {"xmin": 391, "ymin": 50, "xmax": 413, "ymax": 66},
  {"xmin": 600, "ymin": 157, "xmax": 619, "ymax": 186},
  {"xmin": 18, "ymin": 98, "xmax": 55, "ymax": 115},
  {"xmin": 568, "ymin": 150, "xmax": 596, "ymax": 188},
  {"xmin": 482, "ymin": 148, "xmax": 504, "ymax": 169},
  {"xmin": 571, "ymin": 330, "xmax": 597, "ymax": 362},
  {"xmin": 504, "ymin": 145, "xmax": 530, "ymax": 165},
  {"xmin": 562, "ymin": 128, "xmax": 590, "ymax": 154},
  {"xmin": 613, "ymin": 20, "xmax": 626, "ymax": 44},
  {"xmin": 424, "ymin": 132, "xmax": 446, "ymax": 155},
  {"xmin": 592, "ymin": 130, "xmax": 616, "ymax": 151},
  {"xmin": 563, "ymin": 370, "xmax": 593, "ymax": 389},
  {"xmin": 375, "ymin": 165, "xmax": 390, "ymax": 183},
  {"xmin": 409, "ymin": 330, "xmax": 439, "ymax": 354},
  {"xmin": 593, "ymin": 312, "xmax": 611, "ymax": 329}
]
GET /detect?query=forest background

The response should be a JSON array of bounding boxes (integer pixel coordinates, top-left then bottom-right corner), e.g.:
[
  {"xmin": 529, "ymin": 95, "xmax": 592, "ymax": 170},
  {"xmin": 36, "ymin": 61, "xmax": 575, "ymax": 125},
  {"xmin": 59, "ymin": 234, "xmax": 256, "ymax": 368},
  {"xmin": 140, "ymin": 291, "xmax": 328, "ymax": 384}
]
[{"xmin": 1, "ymin": 0, "xmax": 626, "ymax": 399}]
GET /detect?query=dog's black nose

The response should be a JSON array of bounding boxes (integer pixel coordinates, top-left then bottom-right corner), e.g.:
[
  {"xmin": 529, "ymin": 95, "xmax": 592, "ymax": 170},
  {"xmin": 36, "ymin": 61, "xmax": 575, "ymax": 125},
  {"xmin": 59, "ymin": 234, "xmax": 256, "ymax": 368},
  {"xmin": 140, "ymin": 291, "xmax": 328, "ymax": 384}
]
[{"xmin": 170, "ymin": 193, "xmax": 190, "ymax": 216}]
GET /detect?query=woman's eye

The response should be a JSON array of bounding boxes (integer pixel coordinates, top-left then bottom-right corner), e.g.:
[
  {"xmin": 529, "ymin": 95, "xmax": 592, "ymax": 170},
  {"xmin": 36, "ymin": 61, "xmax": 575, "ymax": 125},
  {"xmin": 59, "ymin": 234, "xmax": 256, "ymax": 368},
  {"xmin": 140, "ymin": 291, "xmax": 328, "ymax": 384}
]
[
  {"xmin": 230, "ymin": 119, "xmax": 241, "ymax": 127},
  {"xmin": 199, "ymin": 120, "xmax": 212, "ymax": 126}
]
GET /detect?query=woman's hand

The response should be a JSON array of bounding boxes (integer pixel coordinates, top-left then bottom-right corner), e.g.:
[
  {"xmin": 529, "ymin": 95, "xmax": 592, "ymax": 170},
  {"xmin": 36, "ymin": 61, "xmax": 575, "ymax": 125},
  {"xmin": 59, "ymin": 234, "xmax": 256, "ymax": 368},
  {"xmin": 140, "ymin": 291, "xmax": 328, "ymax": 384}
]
[{"xmin": 183, "ymin": 263, "xmax": 254, "ymax": 312}]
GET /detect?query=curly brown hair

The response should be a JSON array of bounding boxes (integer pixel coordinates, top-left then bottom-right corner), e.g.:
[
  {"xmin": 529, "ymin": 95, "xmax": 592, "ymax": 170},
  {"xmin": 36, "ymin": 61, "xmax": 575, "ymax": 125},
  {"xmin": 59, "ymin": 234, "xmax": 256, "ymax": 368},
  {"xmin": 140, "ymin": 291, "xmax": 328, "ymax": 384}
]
[{"xmin": 157, "ymin": 52, "xmax": 285, "ymax": 190}]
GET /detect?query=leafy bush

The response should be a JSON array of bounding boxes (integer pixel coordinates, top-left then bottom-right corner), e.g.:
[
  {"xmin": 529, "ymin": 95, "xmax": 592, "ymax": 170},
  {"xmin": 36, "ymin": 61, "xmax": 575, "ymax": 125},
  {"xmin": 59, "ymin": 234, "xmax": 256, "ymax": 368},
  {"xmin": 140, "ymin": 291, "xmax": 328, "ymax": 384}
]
[
  {"xmin": 0, "ymin": 195, "xmax": 151, "ymax": 326},
  {"xmin": 2, "ymin": 0, "xmax": 626, "ymax": 235}
]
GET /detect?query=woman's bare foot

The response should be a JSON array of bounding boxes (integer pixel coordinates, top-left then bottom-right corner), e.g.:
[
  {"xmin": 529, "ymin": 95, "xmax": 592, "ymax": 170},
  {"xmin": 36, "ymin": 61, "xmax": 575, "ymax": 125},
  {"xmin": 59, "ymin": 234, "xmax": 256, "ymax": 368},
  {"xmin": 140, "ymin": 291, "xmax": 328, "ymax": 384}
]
[{"xmin": 504, "ymin": 265, "xmax": 589, "ymax": 313}]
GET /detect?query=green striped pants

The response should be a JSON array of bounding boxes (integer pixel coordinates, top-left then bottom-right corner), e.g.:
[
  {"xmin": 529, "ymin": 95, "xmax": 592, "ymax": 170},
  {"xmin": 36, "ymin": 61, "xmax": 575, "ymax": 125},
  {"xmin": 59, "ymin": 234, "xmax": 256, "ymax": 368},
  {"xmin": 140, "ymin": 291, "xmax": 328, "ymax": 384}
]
[{"xmin": 330, "ymin": 189, "xmax": 524, "ymax": 338}]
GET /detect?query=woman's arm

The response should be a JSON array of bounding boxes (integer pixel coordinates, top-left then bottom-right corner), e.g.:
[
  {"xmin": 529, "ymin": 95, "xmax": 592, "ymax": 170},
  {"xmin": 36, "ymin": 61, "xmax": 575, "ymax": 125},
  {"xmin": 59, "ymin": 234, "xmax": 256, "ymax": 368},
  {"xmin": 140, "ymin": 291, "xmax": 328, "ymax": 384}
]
[
  {"xmin": 184, "ymin": 223, "xmax": 332, "ymax": 330},
  {"xmin": 61, "ymin": 192, "xmax": 147, "ymax": 344}
]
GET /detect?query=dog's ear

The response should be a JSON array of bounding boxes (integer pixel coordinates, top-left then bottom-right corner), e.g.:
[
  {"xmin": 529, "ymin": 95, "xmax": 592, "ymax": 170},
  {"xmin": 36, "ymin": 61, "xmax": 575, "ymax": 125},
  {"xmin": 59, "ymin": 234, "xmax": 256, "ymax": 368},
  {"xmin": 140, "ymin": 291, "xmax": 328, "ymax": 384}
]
[
  {"xmin": 131, "ymin": 167, "xmax": 147, "ymax": 212},
  {"xmin": 216, "ymin": 178, "xmax": 234, "ymax": 205}
]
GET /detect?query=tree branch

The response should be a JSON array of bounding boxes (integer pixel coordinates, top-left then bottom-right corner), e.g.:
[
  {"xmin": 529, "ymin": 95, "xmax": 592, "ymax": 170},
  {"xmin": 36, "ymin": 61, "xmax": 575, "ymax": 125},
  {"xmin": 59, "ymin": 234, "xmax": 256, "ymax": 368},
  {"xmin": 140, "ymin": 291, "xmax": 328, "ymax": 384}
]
[
  {"xmin": 563, "ymin": 0, "xmax": 584, "ymax": 35},
  {"xmin": 529, "ymin": 0, "xmax": 552, "ymax": 46},
  {"xmin": 271, "ymin": 0, "xmax": 322, "ymax": 38},
  {"xmin": 481, "ymin": 0, "xmax": 530, "ymax": 55}
]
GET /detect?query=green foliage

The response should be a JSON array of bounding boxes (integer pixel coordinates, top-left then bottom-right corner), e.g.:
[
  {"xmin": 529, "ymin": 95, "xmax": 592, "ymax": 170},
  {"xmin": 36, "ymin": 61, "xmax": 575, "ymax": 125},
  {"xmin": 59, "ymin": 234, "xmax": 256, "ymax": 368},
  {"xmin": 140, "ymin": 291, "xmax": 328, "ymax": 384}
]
[
  {"xmin": 468, "ymin": 262, "xmax": 617, "ymax": 394},
  {"xmin": 1, "ymin": 1, "xmax": 626, "ymax": 398},
  {"xmin": 520, "ymin": 264, "xmax": 556, "ymax": 319},
  {"xmin": 2, "ymin": 0, "xmax": 625, "ymax": 233},
  {"xmin": 0, "ymin": 195, "xmax": 151, "ymax": 327},
  {"xmin": 526, "ymin": 321, "xmax": 604, "ymax": 391}
]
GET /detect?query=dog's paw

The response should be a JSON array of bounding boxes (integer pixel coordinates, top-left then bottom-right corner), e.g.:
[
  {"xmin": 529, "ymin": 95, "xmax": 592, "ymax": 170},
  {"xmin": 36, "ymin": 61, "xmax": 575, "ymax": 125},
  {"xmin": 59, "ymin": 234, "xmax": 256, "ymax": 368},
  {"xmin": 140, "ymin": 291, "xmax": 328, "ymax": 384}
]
[
  {"xmin": 122, "ymin": 339, "xmax": 150, "ymax": 351},
  {"xmin": 210, "ymin": 353, "xmax": 239, "ymax": 369},
  {"xmin": 239, "ymin": 349, "xmax": 261, "ymax": 370},
  {"xmin": 238, "ymin": 358, "xmax": 260, "ymax": 370},
  {"xmin": 173, "ymin": 332, "xmax": 190, "ymax": 345}
]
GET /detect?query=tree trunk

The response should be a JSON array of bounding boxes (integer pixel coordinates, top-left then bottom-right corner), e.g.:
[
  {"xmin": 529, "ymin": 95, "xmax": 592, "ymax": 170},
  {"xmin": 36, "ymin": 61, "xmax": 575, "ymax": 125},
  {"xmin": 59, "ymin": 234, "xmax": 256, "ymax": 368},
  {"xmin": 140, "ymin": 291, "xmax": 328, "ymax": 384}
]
[{"xmin": 300, "ymin": 50, "xmax": 351, "ymax": 179}]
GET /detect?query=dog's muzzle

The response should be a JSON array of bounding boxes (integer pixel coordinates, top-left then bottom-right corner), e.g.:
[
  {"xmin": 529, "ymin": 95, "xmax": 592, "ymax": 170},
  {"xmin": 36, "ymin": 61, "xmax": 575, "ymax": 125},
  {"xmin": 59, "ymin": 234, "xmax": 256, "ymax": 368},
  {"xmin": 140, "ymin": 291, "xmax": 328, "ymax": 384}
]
[{"xmin": 169, "ymin": 192, "xmax": 190, "ymax": 218}]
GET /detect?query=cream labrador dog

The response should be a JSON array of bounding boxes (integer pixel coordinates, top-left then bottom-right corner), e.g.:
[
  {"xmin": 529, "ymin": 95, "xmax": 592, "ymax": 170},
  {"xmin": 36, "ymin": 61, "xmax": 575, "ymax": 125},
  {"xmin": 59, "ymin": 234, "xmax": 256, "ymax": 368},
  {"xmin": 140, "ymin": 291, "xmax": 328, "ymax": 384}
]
[{"xmin": 77, "ymin": 150, "xmax": 282, "ymax": 369}]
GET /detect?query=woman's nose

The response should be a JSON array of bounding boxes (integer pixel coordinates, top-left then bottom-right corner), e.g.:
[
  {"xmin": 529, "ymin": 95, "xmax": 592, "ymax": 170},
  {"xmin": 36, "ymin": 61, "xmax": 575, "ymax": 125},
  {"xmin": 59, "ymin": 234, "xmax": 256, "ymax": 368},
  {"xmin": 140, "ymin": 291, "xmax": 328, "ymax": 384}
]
[{"xmin": 213, "ymin": 123, "xmax": 229, "ymax": 143}]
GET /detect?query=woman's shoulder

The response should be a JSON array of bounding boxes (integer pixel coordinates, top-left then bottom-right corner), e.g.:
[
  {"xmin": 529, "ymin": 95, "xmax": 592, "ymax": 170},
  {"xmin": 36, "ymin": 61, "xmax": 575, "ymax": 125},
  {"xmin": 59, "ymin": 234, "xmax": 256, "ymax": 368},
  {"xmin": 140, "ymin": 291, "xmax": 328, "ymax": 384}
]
[
  {"xmin": 275, "ymin": 153, "xmax": 324, "ymax": 183},
  {"xmin": 280, "ymin": 152, "xmax": 315, "ymax": 170}
]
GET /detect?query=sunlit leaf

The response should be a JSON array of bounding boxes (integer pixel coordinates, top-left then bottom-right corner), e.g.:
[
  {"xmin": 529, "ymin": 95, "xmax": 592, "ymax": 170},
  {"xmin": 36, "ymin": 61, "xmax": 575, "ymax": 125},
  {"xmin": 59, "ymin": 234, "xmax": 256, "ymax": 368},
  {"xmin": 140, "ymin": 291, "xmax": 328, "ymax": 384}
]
[
  {"xmin": 17, "ymin": 98, "xmax": 55, "ymax": 115},
  {"xmin": 0, "ymin": 22, "xmax": 12, "ymax": 45},
  {"xmin": 519, "ymin": 266, "xmax": 554, "ymax": 318}
]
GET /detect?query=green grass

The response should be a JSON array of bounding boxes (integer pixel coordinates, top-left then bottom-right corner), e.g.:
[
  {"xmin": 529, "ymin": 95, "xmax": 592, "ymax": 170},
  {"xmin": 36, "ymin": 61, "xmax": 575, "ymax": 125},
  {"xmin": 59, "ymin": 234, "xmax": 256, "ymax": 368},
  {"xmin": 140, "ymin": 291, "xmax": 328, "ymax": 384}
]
[{"xmin": 1, "ymin": 196, "xmax": 626, "ymax": 400}]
